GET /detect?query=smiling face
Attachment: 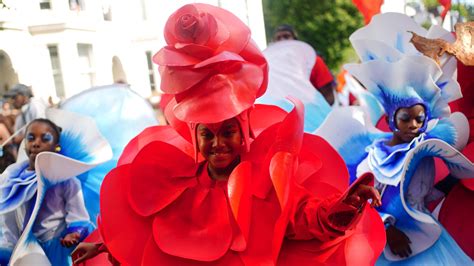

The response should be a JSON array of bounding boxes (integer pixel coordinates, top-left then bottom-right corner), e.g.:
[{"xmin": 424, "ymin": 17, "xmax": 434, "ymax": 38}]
[
  {"xmin": 390, "ymin": 104, "xmax": 426, "ymax": 145},
  {"xmin": 25, "ymin": 121, "xmax": 59, "ymax": 170},
  {"xmin": 197, "ymin": 118, "xmax": 243, "ymax": 179}
]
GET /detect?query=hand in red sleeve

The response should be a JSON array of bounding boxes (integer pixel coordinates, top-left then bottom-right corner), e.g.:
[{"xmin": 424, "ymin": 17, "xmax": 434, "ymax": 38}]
[
  {"xmin": 386, "ymin": 225, "xmax": 412, "ymax": 258},
  {"xmin": 60, "ymin": 232, "xmax": 80, "ymax": 247},
  {"xmin": 344, "ymin": 184, "xmax": 382, "ymax": 209}
]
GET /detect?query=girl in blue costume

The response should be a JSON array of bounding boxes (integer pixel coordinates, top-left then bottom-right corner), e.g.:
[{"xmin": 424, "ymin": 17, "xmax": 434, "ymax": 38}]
[
  {"xmin": 0, "ymin": 109, "xmax": 112, "ymax": 266},
  {"xmin": 315, "ymin": 12, "xmax": 474, "ymax": 265},
  {"xmin": 345, "ymin": 55, "xmax": 473, "ymax": 265}
]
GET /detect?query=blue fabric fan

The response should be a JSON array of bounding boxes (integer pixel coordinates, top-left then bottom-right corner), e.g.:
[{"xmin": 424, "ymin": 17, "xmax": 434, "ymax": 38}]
[{"xmin": 59, "ymin": 84, "xmax": 159, "ymax": 223}]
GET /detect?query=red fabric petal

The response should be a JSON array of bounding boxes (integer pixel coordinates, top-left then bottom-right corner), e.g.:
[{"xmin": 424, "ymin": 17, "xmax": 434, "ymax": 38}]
[
  {"xmin": 117, "ymin": 125, "xmax": 193, "ymax": 166},
  {"xmin": 153, "ymin": 47, "xmax": 201, "ymax": 66},
  {"xmin": 238, "ymin": 191, "xmax": 281, "ymax": 265},
  {"xmin": 194, "ymin": 51, "xmax": 244, "ymax": 68},
  {"xmin": 227, "ymin": 161, "xmax": 253, "ymax": 248},
  {"xmin": 239, "ymin": 39, "xmax": 269, "ymax": 97},
  {"xmin": 277, "ymin": 204, "xmax": 385, "ymax": 265},
  {"xmin": 439, "ymin": 183, "xmax": 474, "ymax": 258},
  {"xmin": 164, "ymin": 4, "xmax": 197, "ymax": 45},
  {"xmin": 99, "ymin": 165, "xmax": 153, "ymax": 265},
  {"xmin": 141, "ymin": 236, "xmax": 244, "ymax": 266},
  {"xmin": 250, "ymin": 104, "xmax": 287, "ymax": 137},
  {"xmin": 298, "ymin": 134, "xmax": 349, "ymax": 193},
  {"xmin": 194, "ymin": 3, "xmax": 250, "ymax": 54},
  {"xmin": 174, "ymin": 43, "xmax": 215, "ymax": 60},
  {"xmin": 343, "ymin": 206, "xmax": 386, "ymax": 265},
  {"xmin": 164, "ymin": 98, "xmax": 193, "ymax": 143},
  {"xmin": 159, "ymin": 66, "xmax": 212, "ymax": 94},
  {"xmin": 153, "ymin": 187, "xmax": 233, "ymax": 261},
  {"xmin": 173, "ymin": 62, "xmax": 262, "ymax": 123},
  {"xmin": 270, "ymin": 151, "xmax": 296, "ymax": 210},
  {"xmin": 273, "ymin": 97, "xmax": 304, "ymax": 155},
  {"xmin": 128, "ymin": 141, "xmax": 197, "ymax": 216}
]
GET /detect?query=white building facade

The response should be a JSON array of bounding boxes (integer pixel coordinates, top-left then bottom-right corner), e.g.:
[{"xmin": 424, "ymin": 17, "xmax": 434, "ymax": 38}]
[{"xmin": 0, "ymin": 0, "xmax": 266, "ymax": 101}]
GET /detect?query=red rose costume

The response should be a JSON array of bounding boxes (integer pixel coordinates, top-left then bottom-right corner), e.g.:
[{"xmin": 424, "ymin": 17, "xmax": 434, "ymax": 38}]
[{"xmin": 84, "ymin": 4, "xmax": 385, "ymax": 265}]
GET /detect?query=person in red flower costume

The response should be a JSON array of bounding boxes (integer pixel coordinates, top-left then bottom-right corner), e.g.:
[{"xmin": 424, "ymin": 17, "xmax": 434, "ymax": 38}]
[{"xmin": 71, "ymin": 3, "xmax": 386, "ymax": 265}]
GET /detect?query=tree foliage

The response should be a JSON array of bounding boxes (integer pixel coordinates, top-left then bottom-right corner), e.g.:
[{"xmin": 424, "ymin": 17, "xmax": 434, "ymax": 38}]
[{"xmin": 262, "ymin": 0, "xmax": 364, "ymax": 71}]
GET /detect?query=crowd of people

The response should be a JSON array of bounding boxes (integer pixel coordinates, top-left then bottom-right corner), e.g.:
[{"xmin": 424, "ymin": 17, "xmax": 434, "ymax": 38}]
[{"xmin": 0, "ymin": 3, "xmax": 473, "ymax": 266}]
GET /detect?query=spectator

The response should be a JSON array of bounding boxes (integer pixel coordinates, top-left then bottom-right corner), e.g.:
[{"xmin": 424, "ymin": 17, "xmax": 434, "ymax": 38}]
[{"xmin": 3, "ymin": 84, "xmax": 47, "ymax": 147}]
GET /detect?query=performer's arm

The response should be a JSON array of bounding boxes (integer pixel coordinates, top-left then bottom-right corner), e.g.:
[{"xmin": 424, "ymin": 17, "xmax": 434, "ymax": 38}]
[
  {"xmin": 61, "ymin": 178, "xmax": 93, "ymax": 247},
  {"xmin": 286, "ymin": 173, "xmax": 380, "ymax": 241}
]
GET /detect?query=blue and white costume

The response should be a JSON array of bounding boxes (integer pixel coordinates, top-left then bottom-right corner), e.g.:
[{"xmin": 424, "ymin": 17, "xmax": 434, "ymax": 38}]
[
  {"xmin": 316, "ymin": 13, "xmax": 474, "ymax": 265},
  {"xmin": 0, "ymin": 109, "xmax": 112, "ymax": 266}
]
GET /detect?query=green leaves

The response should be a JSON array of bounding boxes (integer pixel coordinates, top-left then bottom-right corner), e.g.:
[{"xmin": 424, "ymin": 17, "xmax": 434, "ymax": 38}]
[{"xmin": 263, "ymin": 0, "xmax": 364, "ymax": 71}]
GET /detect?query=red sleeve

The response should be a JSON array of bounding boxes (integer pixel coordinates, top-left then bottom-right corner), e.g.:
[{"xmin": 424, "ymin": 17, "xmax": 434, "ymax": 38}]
[
  {"xmin": 286, "ymin": 194, "xmax": 362, "ymax": 242},
  {"xmin": 310, "ymin": 56, "xmax": 335, "ymax": 90},
  {"xmin": 285, "ymin": 174, "xmax": 373, "ymax": 241}
]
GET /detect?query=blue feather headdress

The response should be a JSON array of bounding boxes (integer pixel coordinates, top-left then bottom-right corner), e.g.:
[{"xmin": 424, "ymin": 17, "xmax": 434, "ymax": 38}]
[{"xmin": 346, "ymin": 56, "xmax": 449, "ymax": 132}]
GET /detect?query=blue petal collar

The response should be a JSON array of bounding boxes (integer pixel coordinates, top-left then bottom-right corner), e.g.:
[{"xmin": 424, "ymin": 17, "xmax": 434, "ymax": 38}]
[{"xmin": 367, "ymin": 134, "xmax": 425, "ymax": 186}]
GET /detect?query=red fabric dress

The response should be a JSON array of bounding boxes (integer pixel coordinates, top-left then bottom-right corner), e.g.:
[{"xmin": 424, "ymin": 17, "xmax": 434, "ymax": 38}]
[
  {"xmin": 83, "ymin": 103, "xmax": 385, "ymax": 266},
  {"xmin": 438, "ymin": 62, "xmax": 474, "ymax": 259}
]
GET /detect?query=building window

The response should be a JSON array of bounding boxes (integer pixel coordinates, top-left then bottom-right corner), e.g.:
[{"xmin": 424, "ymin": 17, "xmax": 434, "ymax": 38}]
[
  {"xmin": 77, "ymin": 44, "xmax": 95, "ymax": 89},
  {"xmin": 102, "ymin": 4, "xmax": 112, "ymax": 21},
  {"xmin": 69, "ymin": 0, "xmax": 85, "ymax": 11},
  {"xmin": 39, "ymin": 0, "xmax": 51, "ymax": 9},
  {"xmin": 146, "ymin": 51, "xmax": 156, "ymax": 91},
  {"xmin": 47, "ymin": 45, "xmax": 65, "ymax": 97}
]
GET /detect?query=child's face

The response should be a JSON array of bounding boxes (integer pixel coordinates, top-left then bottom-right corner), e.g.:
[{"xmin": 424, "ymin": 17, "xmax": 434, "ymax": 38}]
[
  {"xmin": 197, "ymin": 118, "xmax": 243, "ymax": 174},
  {"xmin": 25, "ymin": 121, "xmax": 58, "ymax": 169},
  {"xmin": 393, "ymin": 104, "xmax": 426, "ymax": 143}
]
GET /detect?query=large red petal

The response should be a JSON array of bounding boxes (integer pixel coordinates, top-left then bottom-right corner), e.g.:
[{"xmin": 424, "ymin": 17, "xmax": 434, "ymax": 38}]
[
  {"xmin": 100, "ymin": 165, "xmax": 153, "ymax": 265},
  {"xmin": 250, "ymin": 104, "xmax": 287, "ymax": 137},
  {"xmin": 153, "ymin": 47, "xmax": 201, "ymax": 67},
  {"xmin": 194, "ymin": 4, "xmax": 250, "ymax": 54},
  {"xmin": 273, "ymin": 97, "xmax": 304, "ymax": 155},
  {"xmin": 173, "ymin": 62, "xmax": 262, "ymax": 123},
  {"xmin": 117, "ymin": 125, "xmax": 193, "ymax": 166},
  {"xmin": 174, "ymin": 43, "xmax": 215, "ymax": 60},
  {"xmin": 159, "ymin": 66, "xmax": 212, "ymax": 94},
  {"xmin": 239, "ymin": 39, "xmax": 268, "ymax": 96},
  {"xmin": 298, "ymin": 134, "xmax": 349, "ymax": 193},
  {"xmin": 141, "ymin": 236, "xmax": 243, "ymax": 266},
  {"xmin": 227, "ymin": 161, "xmax": 253, "ymax": 247},
  {"xmin": 342, "ymin": 206, "xmax": 385, "ymax": 265},
  {"xmin": 128, "ymin": 141, "xmax": 198, "ymax": 216},
  {"xmin": 153, "ymin": 187, "xmax": 233, "ymax": 261},
  {"xmin": 194, "ymin": 51, "xmax": 244, "ymax": 68}
]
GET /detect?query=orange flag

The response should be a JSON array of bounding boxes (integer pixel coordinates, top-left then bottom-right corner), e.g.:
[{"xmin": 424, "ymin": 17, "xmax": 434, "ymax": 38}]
[{"xmin": 352, "ymin": 0, "xmax": 384, "ymax": 24}]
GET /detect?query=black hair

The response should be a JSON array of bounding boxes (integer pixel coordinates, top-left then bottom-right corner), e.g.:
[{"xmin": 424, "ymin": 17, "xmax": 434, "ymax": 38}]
[
  {"xmin": 273, "ymin": 24, "xmax": 298, "ymax": 39},
  {"xmin": 26, "ymin": 118, "xmax": 62, "ymax": 144}
]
